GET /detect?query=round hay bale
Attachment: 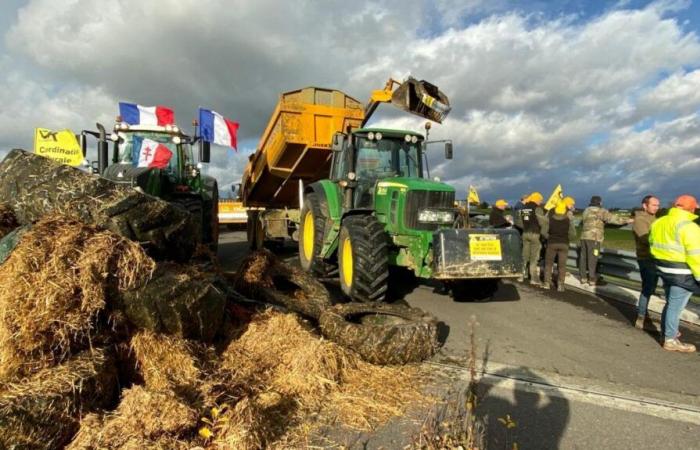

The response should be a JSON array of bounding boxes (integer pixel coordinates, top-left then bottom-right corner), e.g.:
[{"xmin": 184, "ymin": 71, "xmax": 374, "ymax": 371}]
[
  {"xmin": 233, "ymin": 249, "xmax": 331, "ymax": 319},
  {"xmin": 0, "ymin": 347, "xmax": 118, "ymax": 450},
  {"xmin": 0, "ymin": 216, "xmax": 154, "ymax": 379},
  {"xmin": 318, "ymin": 302, "xmax": 440, "ymax": 365},
  {"xmin": 120, "ymin": 263, "xmax": 226, "ymax": 342},
  {"xmin": 0, "ymin": 149, "xmax": 198, "ymax": 261},
  {"xmin": 0, "ymin": 203, "xmax": 19, "ymax": 240}
]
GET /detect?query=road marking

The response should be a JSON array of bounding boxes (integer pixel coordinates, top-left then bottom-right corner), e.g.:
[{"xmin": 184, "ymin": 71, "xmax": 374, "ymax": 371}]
[{"xmin": 429, "ymin": 361, "xmax": 700, "ymax": 425}]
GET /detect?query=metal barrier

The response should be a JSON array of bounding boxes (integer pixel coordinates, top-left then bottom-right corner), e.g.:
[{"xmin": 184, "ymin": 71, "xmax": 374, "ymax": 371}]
[{"xmin": 565, "ymin": 246, "xmax": 652, "ymax": 287}]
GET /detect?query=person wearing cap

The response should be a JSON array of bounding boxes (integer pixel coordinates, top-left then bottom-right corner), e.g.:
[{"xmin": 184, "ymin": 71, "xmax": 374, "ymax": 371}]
[
  {"xmin": 579, "ymin": 195, "xmax": 631, "ymax": 286},
  {"xmin": 541, "ymin": 197, "xmax": 577, "ymax": 291},
  {"xmin": 517, "ymin": 192, "xmax": 546, "ymax": 284},
  {"xmin": 489, "ymin": 199, "xmax": 512, "ymax": 228},
  {"xmin": 649, "ymin": 194, "xmax": 700, "ymax": 353},
  {"xmin": 633, "ymin": 195, "xmax": 661, "ymax": 330}
]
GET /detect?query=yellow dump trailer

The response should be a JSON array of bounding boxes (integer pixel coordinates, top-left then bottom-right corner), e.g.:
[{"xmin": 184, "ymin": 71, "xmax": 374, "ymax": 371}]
[{"xmin": 242, "ymin": 87, "xmax": 364, "ymax": 209}]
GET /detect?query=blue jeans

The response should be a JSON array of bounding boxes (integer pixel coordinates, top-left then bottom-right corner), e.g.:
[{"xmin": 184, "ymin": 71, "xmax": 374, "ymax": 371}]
[
  {"xmin": 637, "ymin": 259, "xmax": 659, "ymax": 318},
  {"xmin": 661, "ymin": 284, "xmax": 692, "ymax": 340}
]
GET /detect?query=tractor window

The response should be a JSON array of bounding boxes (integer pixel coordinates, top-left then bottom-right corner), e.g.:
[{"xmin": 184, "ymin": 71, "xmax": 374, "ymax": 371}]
[
  {"xmin": 398, "ymin": 142, "xmax": 422, "ymax": 178},
  {"xmin": 355, "ymin": 138, "xmax": 395, "ymax": 182},
  {"xmin": 117, "ymin": 132, "xmax": 180, "ymax": 173}
]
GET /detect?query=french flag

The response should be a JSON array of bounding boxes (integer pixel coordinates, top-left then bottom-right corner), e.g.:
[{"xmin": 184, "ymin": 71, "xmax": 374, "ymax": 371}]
[
  {"xmin": 131, "ymin": 136, "xmax": 173, "ymax": 169},
  {"xmin": 199, "ymin": 108, "xmax": 239, "ymax": 150},
  {"xmin": 119, "ymin": 102, "xmax": 175, "ymax": 126}
]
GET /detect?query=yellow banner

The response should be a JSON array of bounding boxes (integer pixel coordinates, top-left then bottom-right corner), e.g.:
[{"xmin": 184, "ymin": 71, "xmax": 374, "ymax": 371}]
[
  {"xmin": 34, "ymin": 128, "xmax": 83, "ymax": 167},
  {"xmin": 468, "ymin": 185, "xmax": 480, "ymax": 204},
  {"xmin": 544, "ymin": 184, "xmax": 563, "ymax": 211}
]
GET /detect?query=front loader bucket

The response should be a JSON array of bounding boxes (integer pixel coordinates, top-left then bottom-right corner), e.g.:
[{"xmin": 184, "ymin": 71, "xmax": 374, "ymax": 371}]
[{"xmin": 391, "ymin": 77, "xmax": 451, "ymax": 123}]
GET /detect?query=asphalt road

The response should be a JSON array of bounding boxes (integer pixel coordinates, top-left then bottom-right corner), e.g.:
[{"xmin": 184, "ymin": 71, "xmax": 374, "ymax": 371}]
[{"xmin": 218, "ymin": 230, "xmax": 700, "ymax": 449}]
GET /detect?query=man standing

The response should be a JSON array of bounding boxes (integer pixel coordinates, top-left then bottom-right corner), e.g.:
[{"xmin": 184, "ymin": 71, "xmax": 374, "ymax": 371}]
[
  {"xmin": 517, "ymin": 192, "xmax": 546, "ymax": 285},
  {"xmin": 650, "ymin": 195, "xmax": 700, "ymax": 353},
  {"xmin": 633, "ymin": 195, "xmax": 660, "ymax": 329},
  {"xmin": 579, "ymin": 196, "xmax": 631, "ymax": 285},
  {"xmin": 542, "ymin": 197, "xmax": 577, "ymax": 291},
  {"xmin": 489, "ymin": 199, "xmax": 512, "ymax": 228}
]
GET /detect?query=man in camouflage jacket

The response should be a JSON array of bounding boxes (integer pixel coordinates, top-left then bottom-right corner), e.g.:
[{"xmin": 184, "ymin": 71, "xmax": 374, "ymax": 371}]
[{"xmin": 579, "ymin": 195, "xmax": 631, "ymax": 285}]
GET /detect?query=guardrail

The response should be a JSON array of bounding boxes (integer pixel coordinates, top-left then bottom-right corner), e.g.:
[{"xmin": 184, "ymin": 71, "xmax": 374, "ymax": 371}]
[{"xmin": 565, "ymin": 246, "xmax": 649, "ymax": 286}]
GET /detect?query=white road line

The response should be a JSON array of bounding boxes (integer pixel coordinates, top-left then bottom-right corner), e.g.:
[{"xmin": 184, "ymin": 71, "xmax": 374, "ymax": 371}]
[{"xmin": 429, "ymin": 361, "xmax": 700, "ymax": 425}]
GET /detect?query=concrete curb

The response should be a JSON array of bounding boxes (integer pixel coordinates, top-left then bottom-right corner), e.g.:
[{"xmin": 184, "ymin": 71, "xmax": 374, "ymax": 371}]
[{"xmin": 564, "ymin": 274, "xmax": 700, "ymax": 327}]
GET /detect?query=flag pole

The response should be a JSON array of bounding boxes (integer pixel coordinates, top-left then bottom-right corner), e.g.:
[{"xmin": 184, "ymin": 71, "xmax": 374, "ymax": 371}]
[{"xmin": 466, "ymin": 185, "xmax": 470, "ymax": 229}]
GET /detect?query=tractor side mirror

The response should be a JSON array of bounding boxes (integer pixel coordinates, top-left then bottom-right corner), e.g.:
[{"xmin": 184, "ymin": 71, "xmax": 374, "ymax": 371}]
[
  {"xmin": 199, "ymin": 140, "xmax": 211, "ymax": 163},
  {"xmin": 445, "ymin": 142, "xmax": 453, "ymax": 160},
  {"xmin": 331, "ymin": 133, "xmax": 345, "ymax": 152}
]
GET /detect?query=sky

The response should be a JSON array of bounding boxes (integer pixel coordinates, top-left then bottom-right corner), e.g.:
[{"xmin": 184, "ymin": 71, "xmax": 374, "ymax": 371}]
[{"xmin": 1, "ymin": 0, "xmax": 699, "ymax": 208}]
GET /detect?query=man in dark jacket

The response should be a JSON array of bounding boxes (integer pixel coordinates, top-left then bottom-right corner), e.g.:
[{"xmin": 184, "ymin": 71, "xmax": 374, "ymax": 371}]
[
  {"xmin": 633, "ymin": 195, "xmax": 660, "ymax": 329},
  {"xmin": 515, "ymin": 192, "xmax": 546, "ymax": 284},
  {"xmin": 542, "ymin": 197, "xmax": 577, "ymax": 291},
  {"xmin": 489, "ymin": 199, "xmax": 512, "ymax": 228}
]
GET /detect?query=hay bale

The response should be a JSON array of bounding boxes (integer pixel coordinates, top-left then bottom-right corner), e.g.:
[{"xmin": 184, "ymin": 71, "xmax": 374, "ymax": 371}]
[
  {"xmin": 204, "ymin": 310, "xmax": 425, "ymax": 448},
  {"xmin": 0, "ymin": 202, "xmax": 18, "ymax": 240},
  {"xmin": 129, "ymin": 330, "xmax": 211, "ymax": 399},
  {"xmin": 0, "ymin": 216, "xmax": 154, "ymax": 379},
  {"xmin": 0, "ymin": 149, "xmax": 198, "ymax": 261},
  {"xmin": 233, "ymin": 250, "xmax": 331, "ymax": 319},
  {"xmin": 0, "ymin": 347, "xmax": 118, "ymax": 450},
  {"xmin": 120, "ymin": 263, "xmax": 226, "ymax": 342},
  {"xmin": 67, "ymin": 385, "xmax": 195, "ymax": 450}
]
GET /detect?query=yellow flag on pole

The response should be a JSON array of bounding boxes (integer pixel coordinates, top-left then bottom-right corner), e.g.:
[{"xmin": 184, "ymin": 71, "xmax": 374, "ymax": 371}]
[
  {"xmin": 544, "ymin": 184, "xmax": 563, "ymax": 211},
  {"xmin": 468, "ymin": 185, "xmax": 480, "ymax": 204},
  {"xmin": 34, "ymin": 128, "xmax": 84, "ymax": 167}
]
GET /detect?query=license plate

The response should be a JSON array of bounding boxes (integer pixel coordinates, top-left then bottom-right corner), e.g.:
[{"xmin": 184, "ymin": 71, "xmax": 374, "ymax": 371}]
[{"xmin": 469, "ymin": 234, "xmax": 502, "ymax": 261}]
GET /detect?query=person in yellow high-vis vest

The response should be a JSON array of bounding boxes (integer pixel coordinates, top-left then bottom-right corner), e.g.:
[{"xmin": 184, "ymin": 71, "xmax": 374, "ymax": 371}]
[{"xmin": 649, "ymin": 195, "xmax": 700, "ymax": 353}]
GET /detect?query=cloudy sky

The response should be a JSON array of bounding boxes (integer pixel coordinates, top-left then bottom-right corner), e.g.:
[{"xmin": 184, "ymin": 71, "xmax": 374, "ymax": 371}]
[{"xmin": 1, "ymin": 0, "xmax": 699, "ymax": 207}]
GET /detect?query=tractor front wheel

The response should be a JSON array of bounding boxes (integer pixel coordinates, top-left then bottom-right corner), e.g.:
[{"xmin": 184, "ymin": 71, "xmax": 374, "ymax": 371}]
[
  {"xmin": 338, "ymin": 215, "xmax": 389, "ymax": 302},
  {"xmin": 299, "ymin": 192, "xmax": 337, "ymax": 277}
]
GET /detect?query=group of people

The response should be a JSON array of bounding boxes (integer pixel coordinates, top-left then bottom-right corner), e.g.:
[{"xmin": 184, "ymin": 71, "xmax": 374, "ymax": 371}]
[{"xmin": 488, "ymin": 192, "xmax": 700, "ymax": 353}]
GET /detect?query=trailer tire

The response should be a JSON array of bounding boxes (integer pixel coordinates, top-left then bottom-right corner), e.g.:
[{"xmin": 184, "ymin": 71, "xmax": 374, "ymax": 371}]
[
  {"xmin": 338, "ymin": 215, "xmax": 389, "ymax": 302},
  {"xmin": 319, "ymin": 302, "xmax": 440, "ymax": 365},
  {"xmin": 299, "ymin": 193, "xmax": 336, "ymax": 277}
]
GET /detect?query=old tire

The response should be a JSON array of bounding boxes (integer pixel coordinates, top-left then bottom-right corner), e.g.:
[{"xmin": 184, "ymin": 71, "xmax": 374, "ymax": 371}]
[
  {"xmin": 338, "ymin": 215, "xmax": 389, "ymax": 302},
  {"xmin": 299, "ymin": 193, "xmax": 336, "ymax": 277},
  {"xmin": 319, "ymin": 302, "xmax": 440, "ymax": 365}
]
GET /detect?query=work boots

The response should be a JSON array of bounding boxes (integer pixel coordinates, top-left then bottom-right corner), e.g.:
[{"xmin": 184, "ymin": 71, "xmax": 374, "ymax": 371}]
[{"xmin": 663, "ymin": 339, "xmax": 696, "ymax": 353}]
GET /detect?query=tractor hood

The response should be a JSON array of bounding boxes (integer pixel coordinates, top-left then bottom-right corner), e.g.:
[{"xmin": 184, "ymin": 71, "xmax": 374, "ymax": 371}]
[{"xmin": 376, "ymin": 177, "xmax": 455, "ymax": 193}]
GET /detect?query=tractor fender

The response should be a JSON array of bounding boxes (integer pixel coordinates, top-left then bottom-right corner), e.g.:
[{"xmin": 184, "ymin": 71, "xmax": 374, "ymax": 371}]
[{"xmin": 304, "ymin": 181, "xmax": 343, "ymax": 258}]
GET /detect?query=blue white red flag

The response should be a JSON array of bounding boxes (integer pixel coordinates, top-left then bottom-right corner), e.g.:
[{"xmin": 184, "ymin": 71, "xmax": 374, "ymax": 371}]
[
  {"xmin": 131, "ymin": 136, "xmax": 173, "ymax": 169},
  {"xmin": 119, "ymin": 102, "xmax": 175, "ymax": 126},
  {"xmin": 199, "ymin": 108, "xmax": 238, "ymax": 150}
]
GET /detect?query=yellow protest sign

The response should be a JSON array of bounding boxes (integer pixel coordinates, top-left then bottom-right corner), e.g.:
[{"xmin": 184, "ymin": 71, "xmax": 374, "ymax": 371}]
[
  {"xmin": 34, "ymin": 128, "xmax": 83, "ymax": 166},
  {"xmin": 468, "ymin": 185, "xmax": 480, "ymax": 204},
  {"xmin": 544, "ymin": 184, "xmax": 563, "ymax": 211}
]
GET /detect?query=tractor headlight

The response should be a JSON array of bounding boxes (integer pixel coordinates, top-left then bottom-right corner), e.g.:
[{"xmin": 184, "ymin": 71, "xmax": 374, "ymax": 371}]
[
  {"xmin": 375, "ymin": 132, "xmax": 382, "ymax": 140},
  {"xmin": 404, "ymin": 134, "xmax": 412, "ymax": 142},
  {"xmin": 411, "ymin": 135, "xmax": 418, "ymax": 144},
  {"xmin": 418, "ymin": 209, "xmax": 454, "ymax": 223},
  {"xmin": 172, "ymin": 125, "xmax": 180, "ymax": 133},
  {"xmin": 367, "ymin": 132, "xmax": 375, "ymax": 140},
  {"xmin": 172, "ymin": 136, "xmax": 182, "ymax": 144}
]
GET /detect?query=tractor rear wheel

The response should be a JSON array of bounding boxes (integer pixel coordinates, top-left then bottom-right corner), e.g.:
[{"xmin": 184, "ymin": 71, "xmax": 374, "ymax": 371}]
[
  {"xmin": 202, "ymin": 183, "xmax": 219, "ymax": 253},
  {"xmin": 338, "ymin": 215, "xmax": 389, "ymax": 302},
  {"xmin": 299, "ymin": 193, "xmax": 336, "ymax": 277}
]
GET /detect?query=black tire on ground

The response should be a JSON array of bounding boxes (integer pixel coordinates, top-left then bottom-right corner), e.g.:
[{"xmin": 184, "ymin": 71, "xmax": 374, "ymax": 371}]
[
  {"xmin": 318, "ymin": 302, "xmax": 440, "ymax": 365},
  {"xmin": 338, "ymin": 215, "xmax": 389, "ymax": 302},
  {"xmin": 299, "ymin": 193, "xmax": 337, "ymax": 277},
  {"xmin": 202, "ymin": 183, "xmax": 219, "ymax": 253}
]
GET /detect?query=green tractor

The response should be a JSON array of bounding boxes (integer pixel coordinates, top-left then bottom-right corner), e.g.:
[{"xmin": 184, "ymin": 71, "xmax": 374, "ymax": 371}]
[
  {"xmin": 80, "ymin": 121, "xmax": 219, "ymax": 251},
  {"xmin": 299, "ymin": 127, "xmax": 522, "ymax": 302}
]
